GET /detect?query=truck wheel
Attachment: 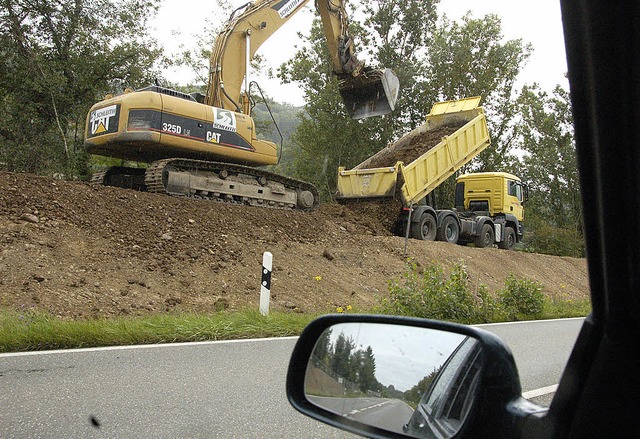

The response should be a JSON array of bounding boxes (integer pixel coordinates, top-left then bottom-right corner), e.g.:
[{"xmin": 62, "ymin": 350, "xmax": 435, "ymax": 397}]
[
  {"xmin": 498, "ymin": 226, "xmax": 516, "ymax": 250},
  {"xmin": 436, "ymin": 216, "xmax": 459, "ymax": 244},
  {"xmin": 474, "ymin": 223, "xmax": 495, "ymax": 248},
  {"xmin": 411, "ymin": 213, "xmax": 437, "ymax": 240}
]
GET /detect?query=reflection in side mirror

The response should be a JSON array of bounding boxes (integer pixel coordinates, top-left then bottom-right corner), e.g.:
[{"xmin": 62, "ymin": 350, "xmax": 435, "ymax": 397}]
[{"xmin": 304, "ymin": 323, "xmax": 483, "ymax": 439}]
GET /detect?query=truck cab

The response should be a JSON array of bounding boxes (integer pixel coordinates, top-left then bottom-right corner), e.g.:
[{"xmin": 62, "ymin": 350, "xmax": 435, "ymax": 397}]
[
  {"xmin": 455, "ymin": 172, "xmax": 527, "ymax": 223},
  {"xmin": 450, "ymin": 172, "xmax": 527, "ymax": 249}
]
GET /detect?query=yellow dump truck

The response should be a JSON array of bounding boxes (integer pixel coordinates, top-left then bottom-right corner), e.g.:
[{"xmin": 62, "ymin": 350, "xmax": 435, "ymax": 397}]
[{"xmin": 336, "ymin": 97, "xmax": 527, "ymax": 249}]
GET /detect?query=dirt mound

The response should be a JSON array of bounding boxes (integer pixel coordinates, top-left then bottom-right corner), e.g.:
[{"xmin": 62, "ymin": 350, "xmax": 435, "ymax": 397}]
[{"xmin": 0, "ymin": 171, "xmax": 589, "ymax": 319}]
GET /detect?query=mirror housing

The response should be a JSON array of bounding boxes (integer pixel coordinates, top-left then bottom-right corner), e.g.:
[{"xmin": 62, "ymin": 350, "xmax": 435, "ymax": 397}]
[{"xmin": 287, "ymin": 315, "xmax": 536, "ymax": 438}]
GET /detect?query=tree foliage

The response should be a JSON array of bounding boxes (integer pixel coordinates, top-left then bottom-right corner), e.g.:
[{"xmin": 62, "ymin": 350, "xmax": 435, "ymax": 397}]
[
  {"xmin": 278, "ymin": 0, "xmax": 439, "ymax": 200},
  {"xmin": 314, "ymin": 331, "xmax": 382, "ymax": 394},
  {"xmin": 360, "ymin": 0, "xmax": 439, "ymax": 130},
  {"xmin": 331, "ymin": 332, "xmax": 355, "ymax": 380},
  {"xmin": 426, "ymin": 13, "xmax": 531, "ymax": 170},
  {"xmin": 424, "ymin": 13, "xmax": 531, "ymax": 206},
  {"xmin": 515, "ymin": 84, "xmax": 584, "ymax": 257},
  {"xmin": 403, "ymin": 368, "xmax": 439, "ymax": 406},
  {"xmin": 0, "ymin": 0, "xmax": 162, "ymax": 177},
  {"xmin": 162, "ymin": 0, "xmax": 235, "ymax": 90},
  {"xmin": 280, "ymin": 5, "xmax": 531, "ymax": 202}
]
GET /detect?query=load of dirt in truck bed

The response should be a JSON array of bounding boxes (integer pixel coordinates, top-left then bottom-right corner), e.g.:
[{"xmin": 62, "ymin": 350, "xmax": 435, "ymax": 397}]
[
  {"xmin": 0, "ymin": 171, "xmax": 589, "ymax": 319},
  {"xmin": 357, "ymin": 122, "xmax": 465, "ymax": 169}
]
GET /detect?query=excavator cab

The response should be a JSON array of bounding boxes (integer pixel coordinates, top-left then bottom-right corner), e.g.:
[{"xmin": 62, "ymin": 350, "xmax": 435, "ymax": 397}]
[{"xmin": 339, "ymin": 68, "xmax": 399, "ymax": 119}]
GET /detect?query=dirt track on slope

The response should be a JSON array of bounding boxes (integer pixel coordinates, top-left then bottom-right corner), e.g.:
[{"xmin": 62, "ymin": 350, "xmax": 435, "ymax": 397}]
[{"xmin": 0, "ymin": 171, "xmax": 589, "ymax": 319}]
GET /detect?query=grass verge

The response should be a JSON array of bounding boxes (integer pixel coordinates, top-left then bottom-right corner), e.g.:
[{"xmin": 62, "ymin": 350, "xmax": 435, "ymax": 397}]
[
  {"xmin": 2, "ymin": 276, "xmax": 591, "ymax": 353},
  {"xmin": 0, "ymin": 308, "xmax": 318, "ymax": 353},
  {"xmin": 1, "ymin": 301, "xmax": 590, "ymax": 353}
]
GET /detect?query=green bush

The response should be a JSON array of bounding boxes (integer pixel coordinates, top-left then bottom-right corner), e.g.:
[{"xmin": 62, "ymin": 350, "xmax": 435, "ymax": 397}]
[
  {"xmin": 522, "ymin": 215, "xmax": 585, "ymax": 258},
  {"xmin": 499, "ymin": 274, "xmax": 545, "ymax": 319},
  {"xmin": 378, "ymin": 261, "xmax": 501, "ymax": 323},
  {"xmin": 376, "ymin": 261, "xmax": 580, "ymax": 324}
]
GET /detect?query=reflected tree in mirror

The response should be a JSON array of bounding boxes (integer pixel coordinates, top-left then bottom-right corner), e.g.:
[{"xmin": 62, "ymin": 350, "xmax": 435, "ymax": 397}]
[{"xmin": 304, "ymin": 323, "xmax": 483, "ymax": 439}]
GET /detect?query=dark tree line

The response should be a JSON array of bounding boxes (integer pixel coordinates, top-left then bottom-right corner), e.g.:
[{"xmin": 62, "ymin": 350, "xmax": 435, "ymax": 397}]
[
  {"xmin": 313, "ymin": 330, "xmax": 382, "ymax": 394},
  {"xmin": 0, "ymin": 0, "xmax": 162, "ymax": 177}
]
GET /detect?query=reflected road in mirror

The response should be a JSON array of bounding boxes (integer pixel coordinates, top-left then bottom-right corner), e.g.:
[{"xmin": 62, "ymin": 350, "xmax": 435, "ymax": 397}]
[
  {"xmin": 308, "ymin": 395, "xmax": 415, "ymax": 433},
  {"xmin": 304, "ymin": 323, "xmax": 482, "ymax": 439}
]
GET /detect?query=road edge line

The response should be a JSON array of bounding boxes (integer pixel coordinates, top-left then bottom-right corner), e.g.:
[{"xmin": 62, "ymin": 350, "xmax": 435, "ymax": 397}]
[
  {"xmin": 522, "ymin": 384, "xmax": 559, "ymax": 399},
  {"xmin": 0, "ymin": 336, "xmax": 300, "ymax": 358}
]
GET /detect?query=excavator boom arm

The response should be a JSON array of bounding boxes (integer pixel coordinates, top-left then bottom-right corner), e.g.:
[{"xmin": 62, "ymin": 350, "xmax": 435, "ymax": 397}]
[
  {"xmin": 206, "ymin": 0, "xmax": 399, "ymax": 119},
  {"xmin": 315, "ymin": 0, "xmax": 361, "ymax": 76},
  {"xmin": 206, "ymin": 0, "xmax": 311, "ymax": 110}
]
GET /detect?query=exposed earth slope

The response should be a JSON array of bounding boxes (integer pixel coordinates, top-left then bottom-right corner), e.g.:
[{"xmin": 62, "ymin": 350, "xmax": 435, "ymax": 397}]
[{"xmin": 0, "ymin": 171, "xmax": 589, "ymax": 319}]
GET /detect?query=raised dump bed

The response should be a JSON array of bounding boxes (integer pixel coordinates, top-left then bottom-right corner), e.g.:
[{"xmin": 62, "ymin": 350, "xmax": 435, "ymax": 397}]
[{"xmin": 336, "ymin": 96, "xmax": 491, "ymax": 206}]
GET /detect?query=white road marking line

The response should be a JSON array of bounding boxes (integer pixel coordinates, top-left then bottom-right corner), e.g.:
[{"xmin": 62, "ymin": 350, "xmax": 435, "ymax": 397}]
[
  {"xmin": 347, "ymin": 400, "xmax": 392, "ymax": 417},
  {"xmin": 0, "ymin": 336, "xmax": 299, "ymax": 358},
  {"xmin": 476, "ymin": 317, "xmax": 584, "ymax": 328},
  {"xmin": 523, "ymin": 384, "xmax": 559, "ymax": 399}
]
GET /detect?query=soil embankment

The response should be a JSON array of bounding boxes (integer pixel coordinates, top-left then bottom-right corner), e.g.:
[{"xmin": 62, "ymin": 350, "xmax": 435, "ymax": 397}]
[{"xmin": 0, "ymin": 171, "xmax": 589, "ymax": 319}]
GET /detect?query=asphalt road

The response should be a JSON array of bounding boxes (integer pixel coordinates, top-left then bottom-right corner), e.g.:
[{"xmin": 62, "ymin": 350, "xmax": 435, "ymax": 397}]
[
  {"xmin": 0, "ymin": 318, "xmax": 584, "ymax": 438},
  {"xmin": 308, "ymin": 396, "xmax": 414, "ymax": 434},
  {"xmin": 477, "ymin": 318, "xmax": 584, "ymax": 392}
]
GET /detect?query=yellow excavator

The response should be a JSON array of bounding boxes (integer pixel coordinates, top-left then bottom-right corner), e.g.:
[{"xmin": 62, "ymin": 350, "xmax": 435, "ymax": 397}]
[{"xmin": 84, "ymin": 0, "xmax": 399, "ymax": 210}]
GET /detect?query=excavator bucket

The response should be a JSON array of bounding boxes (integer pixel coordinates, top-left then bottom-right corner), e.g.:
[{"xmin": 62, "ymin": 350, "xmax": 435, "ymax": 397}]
[{"xmin": 339, "ymin": 68, "xmax": 399, "ymax": 120}]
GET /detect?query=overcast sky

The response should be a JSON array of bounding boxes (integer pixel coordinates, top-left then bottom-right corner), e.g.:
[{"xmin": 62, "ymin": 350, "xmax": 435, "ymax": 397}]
[
  {"xmin": 151, "ymin": 0, "xmax": 568, "ymax": 106},
  {"xmin": 325, "ymin": 323, "xmax": 466, "ymax": 392}
]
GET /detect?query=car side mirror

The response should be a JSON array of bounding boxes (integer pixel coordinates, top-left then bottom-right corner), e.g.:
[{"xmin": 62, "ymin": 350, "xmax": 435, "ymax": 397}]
[{"xmin": 287, "ymin": 315, "xmax": 533, "ymax": 438}]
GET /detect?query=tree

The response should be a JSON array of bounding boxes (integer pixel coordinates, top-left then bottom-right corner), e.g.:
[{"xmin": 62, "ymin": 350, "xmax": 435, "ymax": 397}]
[
  {"xmin": 280, "ymin": 6, "xmax": 531, "ymax": 202},
  {"xmin": 359, "ymin": 0, "xmax": 440, "ymax": 130},
  {"xmin": 331, "ymin": 332, "xmax": 355, "ymax": 380},
  {"xmin": 425, "ymin": 13, "xmax": 532, "ymax": 206},
  {"xmin": 162, "ymin": 1, "xmax": 235, "ymax": 90},
  {"xmin": 403, "ymin": 368, "xmax": 439, "ymax": 406},
  {"xmin": 357, "ymin": 346, "xmax": 380, "ymax": 393},
  {"xmin": 312, "ymin": 328, "xmax": 332, "ymax": 368},
  {"xmin": 278, "ymin": 0, "xmax": 439, "ymax": 200},
  {"xmin": 0, "ymin": 0, "xmax": 162, "ymax": 177},
  {"xmin": 515, "ymin": 84, "xmax": 584, "ymax": 257}
]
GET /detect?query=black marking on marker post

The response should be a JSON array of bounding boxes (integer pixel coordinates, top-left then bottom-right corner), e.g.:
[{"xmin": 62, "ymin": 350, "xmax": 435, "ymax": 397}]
[{"xmin": 261, "ymin": 266, "xmax": 272, "ymax": 290}]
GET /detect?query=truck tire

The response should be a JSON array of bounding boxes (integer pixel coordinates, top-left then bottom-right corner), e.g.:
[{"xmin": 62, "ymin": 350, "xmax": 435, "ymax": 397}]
[
  {"xmin": 474, "ymin": 223, "xmax": 495, "ymax": 248},
  {"xmin": 436, "ymin": 216, "xmax": 459, "ymax": 244},
  {"xmin": 411, "ymin": 213, "xmax": 437, "ymax": 241},
  {"xmin": 498, "ymin": 226, "xmax": 516, "ymax": 250}
]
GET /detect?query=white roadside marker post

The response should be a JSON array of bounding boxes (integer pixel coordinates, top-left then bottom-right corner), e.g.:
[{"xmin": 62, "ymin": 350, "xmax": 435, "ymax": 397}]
[{"xmin": 260, "ymin": 252, "xmax": 272, "ymax": 316}]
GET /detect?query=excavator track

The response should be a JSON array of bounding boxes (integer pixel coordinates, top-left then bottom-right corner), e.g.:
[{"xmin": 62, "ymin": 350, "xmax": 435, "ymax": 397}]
[
  {"xmin": 143, "ymin": 158, "xmax": 319, "ymax": 211},
  {"xmin": 89, "ymin": 166, "xmax": 147, "ymax": 191},
  {"xmin": 90, "ymin": 170, "xmax": 108, "ymax": 187}
]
